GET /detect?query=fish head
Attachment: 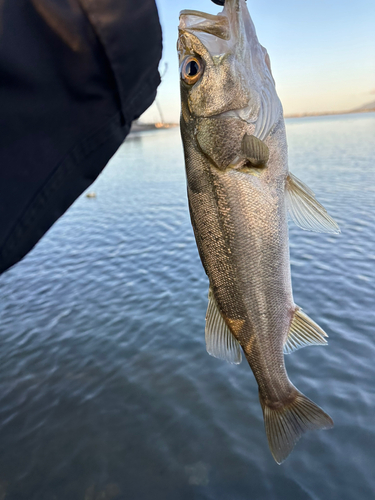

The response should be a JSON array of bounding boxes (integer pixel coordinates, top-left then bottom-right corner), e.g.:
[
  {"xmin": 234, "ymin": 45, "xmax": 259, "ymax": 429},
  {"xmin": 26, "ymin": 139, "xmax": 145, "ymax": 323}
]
[{"xmin": 178, "ymin": 0, "xmax": 282, "ymax": 141}]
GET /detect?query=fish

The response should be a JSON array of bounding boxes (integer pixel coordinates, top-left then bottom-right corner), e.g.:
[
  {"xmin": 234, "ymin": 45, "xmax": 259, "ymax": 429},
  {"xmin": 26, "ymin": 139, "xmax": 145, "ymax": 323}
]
[{"xmin": 178, "ymin": 0, "xmax": 340, "ymax": 464}]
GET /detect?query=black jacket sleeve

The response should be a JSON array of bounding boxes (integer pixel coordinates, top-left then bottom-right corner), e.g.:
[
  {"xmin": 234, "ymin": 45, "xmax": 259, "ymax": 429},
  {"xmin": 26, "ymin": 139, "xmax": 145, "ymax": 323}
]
[{"xmin": 0, "ymin": 0, "xmax": 162, "ymax": 275}]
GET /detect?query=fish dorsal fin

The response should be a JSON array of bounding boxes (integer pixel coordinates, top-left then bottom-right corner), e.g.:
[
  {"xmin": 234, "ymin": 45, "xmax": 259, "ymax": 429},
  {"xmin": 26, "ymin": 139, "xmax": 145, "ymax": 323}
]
[
  {"xmin": 241, "ymin": 134, "xmax": 269, "ymax": 167},
  {"xmin": 284, "ymin": 307, "xmax": 328, "ymax": 355},
  {"xmin": 285, "ymin": 173, "xmax": 340, "ymax": 234},
  {"xmin": 205, "ymin": 288, "xmax": 242, "ymax": 364}
]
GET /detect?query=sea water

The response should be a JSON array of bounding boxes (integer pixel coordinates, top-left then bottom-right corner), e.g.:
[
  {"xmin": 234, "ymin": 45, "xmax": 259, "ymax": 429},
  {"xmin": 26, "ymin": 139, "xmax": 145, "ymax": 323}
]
[{"xmin": 0, "ymin": 113, "xmax": 374, "ymax": 500}]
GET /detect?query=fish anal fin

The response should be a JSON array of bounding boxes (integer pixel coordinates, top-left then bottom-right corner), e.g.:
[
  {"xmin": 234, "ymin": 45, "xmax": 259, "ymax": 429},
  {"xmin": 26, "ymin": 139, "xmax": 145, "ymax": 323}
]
[
  {"xmin": 285, "ymin": 173, "xmax": 340, "ymax": 234},
  {"xmin": 259, "ymin": 389, "xmax": 334, "ymax": 464},
  {"xmin": 205, "ymin": 288, "xmax": 242, "ymax": 365},
  {"xmin": 284, "ymin": 307, "xmax": 328, "ymax": 355}
]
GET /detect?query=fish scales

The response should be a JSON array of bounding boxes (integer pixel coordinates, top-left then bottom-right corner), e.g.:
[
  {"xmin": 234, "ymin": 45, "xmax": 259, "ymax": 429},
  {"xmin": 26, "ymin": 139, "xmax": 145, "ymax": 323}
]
[
  {"xmin": 178, "ymin": 0, "xmax": 339, "ymax": 463},
  {"xmin": 192, "ymin": 125, "xmax": 292, "ymax": 395}
]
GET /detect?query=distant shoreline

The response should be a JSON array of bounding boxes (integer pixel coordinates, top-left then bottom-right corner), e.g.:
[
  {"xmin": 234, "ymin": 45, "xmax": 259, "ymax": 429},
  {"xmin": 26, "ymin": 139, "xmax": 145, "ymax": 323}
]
[{"xmin": 284, "ymin": 108, "xmax": 375, "ymax": 119}]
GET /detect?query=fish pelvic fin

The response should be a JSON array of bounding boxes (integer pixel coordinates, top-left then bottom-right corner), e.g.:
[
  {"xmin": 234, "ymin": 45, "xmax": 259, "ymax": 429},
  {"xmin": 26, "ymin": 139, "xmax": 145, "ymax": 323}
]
[
  {"xmin": 284, "ymin": 307, "xmax": 328, "ymax": 355},
  {"xmin": 285, "ymin": 173, "xmax": 340, "ymax": 234},
  {"xmin": 259, "ymin": 389, "xmax": 333, "ymax": 464},
  {"xmin": 205, "ymin": 288, "xmax": 242, "ymax": 365}
]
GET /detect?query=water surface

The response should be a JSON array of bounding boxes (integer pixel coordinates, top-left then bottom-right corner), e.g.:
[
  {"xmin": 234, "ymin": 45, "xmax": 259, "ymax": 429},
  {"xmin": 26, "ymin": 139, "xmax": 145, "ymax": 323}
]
[{"xmin": 0, "ymin": 113, "xmax": 374, "ymax": 499}]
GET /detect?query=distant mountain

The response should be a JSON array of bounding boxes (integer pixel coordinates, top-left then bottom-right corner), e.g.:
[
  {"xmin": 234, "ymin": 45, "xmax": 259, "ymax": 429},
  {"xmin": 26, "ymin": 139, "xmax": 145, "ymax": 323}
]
[{"xmin": 352, "ymin": 100, "xmax": 375, "ymax": 112}]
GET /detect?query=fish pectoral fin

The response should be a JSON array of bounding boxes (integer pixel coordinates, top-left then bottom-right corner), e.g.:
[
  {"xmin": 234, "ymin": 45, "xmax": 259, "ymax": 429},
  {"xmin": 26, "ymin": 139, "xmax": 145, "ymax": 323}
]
[
  {"xmin": 285, "ymin": 173, "xmax": 340, "ymax": 234},
  {"xmin": 259, "ymin": 388, "xmax": 333, "ymax": 464},
  {"xmin": 241, "ymin": 134, "xmax": 269, "ymax": 167},
  {"xmin": 205, "ymin": 288, "xmax": 242, "ymax": 365},
  {"xmin": 284, "ymin": 307, "xmax": 328, "ymax": 355}
]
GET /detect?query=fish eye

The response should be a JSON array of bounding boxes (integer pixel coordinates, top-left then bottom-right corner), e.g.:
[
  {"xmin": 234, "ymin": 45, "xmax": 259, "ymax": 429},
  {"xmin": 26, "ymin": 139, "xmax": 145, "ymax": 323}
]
[{"xmin": 181, "ymin": 56, "xmax": 204, "ymax": 85}]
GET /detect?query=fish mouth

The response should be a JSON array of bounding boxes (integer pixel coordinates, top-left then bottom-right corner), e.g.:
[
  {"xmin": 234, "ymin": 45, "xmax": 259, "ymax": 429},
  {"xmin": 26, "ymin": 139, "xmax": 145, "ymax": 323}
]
[
  {"xmin": 179, "ymin": 10, "xmax": 230, "ymax": 40},
  {"xmin": 179, "ymin": 9, "xmax": 232, "ymax": 58}
]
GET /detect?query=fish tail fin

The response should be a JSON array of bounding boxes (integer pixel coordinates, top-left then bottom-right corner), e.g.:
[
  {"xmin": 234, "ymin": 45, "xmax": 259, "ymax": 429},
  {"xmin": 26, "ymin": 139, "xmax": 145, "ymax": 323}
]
[{"xmin": 259, "ymin": 388, "xmax": 333, "ymax": 464}]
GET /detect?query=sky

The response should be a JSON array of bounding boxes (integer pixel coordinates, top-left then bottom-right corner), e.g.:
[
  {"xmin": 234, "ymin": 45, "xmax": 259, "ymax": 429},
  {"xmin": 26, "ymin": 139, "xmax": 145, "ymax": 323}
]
[{"xmin": 141, "ymin": 0, "xmax": 375, "ymax": 123}]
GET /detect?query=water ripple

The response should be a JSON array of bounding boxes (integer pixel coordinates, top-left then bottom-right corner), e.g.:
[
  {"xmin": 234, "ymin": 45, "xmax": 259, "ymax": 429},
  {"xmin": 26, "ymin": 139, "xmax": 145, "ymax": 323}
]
[{"xmin": 0, "ymin": 115, "xmax": 374, "ymax": 499}]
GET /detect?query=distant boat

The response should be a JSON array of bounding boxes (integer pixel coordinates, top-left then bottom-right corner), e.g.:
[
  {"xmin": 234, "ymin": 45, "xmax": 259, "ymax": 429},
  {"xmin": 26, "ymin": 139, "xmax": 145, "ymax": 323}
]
[
  {"xmin": 128, "ymin": 64, "xmax": 179, "ymax": 135},
  {"xmin": 129, "ymin": 121, "xmax": 158, "ymax": 133},
  {"xmin": 129, "ymin": 120, "xmax": 178, "ymax": 135}
]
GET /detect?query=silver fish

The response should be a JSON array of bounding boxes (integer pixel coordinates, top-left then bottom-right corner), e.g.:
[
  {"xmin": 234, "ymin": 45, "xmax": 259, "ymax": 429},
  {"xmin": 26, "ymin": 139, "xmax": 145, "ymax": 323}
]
[{"xmin": 178, "ymin": 0, "xmax": 340, "ymax": 464}]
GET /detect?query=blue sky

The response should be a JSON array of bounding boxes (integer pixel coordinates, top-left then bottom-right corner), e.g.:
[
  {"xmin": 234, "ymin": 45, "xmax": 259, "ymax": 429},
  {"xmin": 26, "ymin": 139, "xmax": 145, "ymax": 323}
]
[{"xmin": 141, "ymin": 0, "xmax": 375, "ymax": 123}]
